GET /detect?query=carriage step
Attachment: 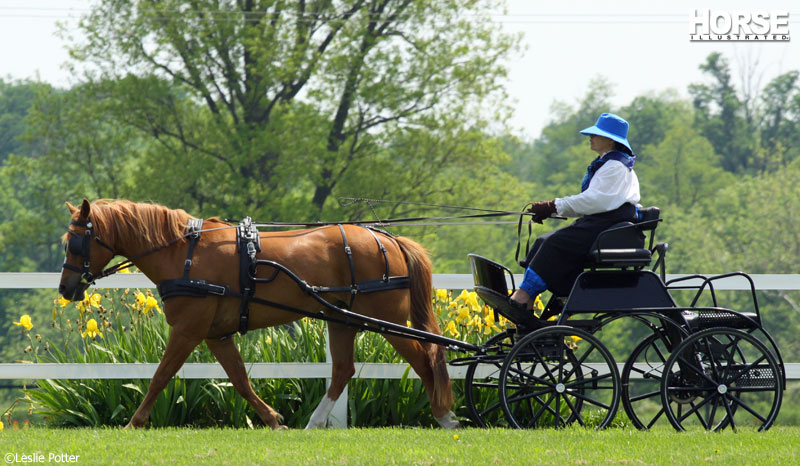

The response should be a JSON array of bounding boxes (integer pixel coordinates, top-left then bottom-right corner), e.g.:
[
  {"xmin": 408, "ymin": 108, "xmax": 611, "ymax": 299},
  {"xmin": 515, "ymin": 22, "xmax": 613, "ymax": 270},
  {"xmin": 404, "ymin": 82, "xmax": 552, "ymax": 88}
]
[
  {"xmin": 683, "ymin": 311, "xmax": 759, "ymax": 330},
  {"xmin": 473, "ymin": 286, "xmax": 544, "ymax": 329}
]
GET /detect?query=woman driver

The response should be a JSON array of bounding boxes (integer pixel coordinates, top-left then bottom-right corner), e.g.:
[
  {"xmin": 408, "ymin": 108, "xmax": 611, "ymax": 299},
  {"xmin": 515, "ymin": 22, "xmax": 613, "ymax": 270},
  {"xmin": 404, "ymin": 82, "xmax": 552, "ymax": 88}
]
[{"xmin": 510, "ymin": 112, "xmax": 641, "ymax": 310}]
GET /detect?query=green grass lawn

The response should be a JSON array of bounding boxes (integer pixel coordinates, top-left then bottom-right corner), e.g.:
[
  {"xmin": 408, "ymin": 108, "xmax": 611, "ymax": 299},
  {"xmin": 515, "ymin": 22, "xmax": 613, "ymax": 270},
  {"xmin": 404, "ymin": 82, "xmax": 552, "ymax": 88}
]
[{"xmin": 1, "ymin": 427, "xmax": 799, "ymax": 465}]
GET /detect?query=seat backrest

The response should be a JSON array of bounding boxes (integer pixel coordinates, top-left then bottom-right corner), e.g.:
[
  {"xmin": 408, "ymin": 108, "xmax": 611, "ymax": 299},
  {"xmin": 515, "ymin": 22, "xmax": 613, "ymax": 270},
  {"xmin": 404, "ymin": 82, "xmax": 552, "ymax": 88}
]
[
  {"xmin": 637, "ymin": 206, "xmax": 660, "ymax": 231},
  {"xmin": 468, "ymin": 254, "xmax": 513, "ymax": 295},
  {"xmin": 585, "ymin": 206, "xmax": 662, "ymax": 268},
  {"xmin": 591, "ymin": 221, "xmax": 645, "ymax": 250}
]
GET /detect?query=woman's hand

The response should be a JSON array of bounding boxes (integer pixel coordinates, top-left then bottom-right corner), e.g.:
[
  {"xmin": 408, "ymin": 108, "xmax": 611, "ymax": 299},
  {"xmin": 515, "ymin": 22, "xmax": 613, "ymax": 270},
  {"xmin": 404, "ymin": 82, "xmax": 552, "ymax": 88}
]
[{"xmin": 527, "ymin": 200, "xmax": 557, "ymax": 223}]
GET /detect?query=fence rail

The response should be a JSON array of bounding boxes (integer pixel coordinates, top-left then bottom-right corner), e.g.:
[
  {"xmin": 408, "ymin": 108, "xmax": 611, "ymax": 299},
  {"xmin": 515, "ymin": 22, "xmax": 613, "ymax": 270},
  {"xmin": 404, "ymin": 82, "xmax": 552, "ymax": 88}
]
[{"xmin": 2, "ymin": 272, "xmax": 799, "ymax": 426}]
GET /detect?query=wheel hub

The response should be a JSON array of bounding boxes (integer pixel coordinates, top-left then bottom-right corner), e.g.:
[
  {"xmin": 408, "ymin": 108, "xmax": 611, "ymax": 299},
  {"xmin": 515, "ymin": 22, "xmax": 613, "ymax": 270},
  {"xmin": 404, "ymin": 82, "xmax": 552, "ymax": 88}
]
[
  {"xmin": 555, "ymin": 383, "xmax": 566, "ymax": 394},
  {"xmin": 717, "ymin": 384, "xmax": 728, "ymax": 395}
]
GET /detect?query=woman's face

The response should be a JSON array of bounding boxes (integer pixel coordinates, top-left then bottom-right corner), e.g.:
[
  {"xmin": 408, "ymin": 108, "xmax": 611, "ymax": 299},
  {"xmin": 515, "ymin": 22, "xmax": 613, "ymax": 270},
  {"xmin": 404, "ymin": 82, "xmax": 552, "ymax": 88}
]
[{"xmin": 589, "ymin": 134, "xmax": 615, "ymax": 154}]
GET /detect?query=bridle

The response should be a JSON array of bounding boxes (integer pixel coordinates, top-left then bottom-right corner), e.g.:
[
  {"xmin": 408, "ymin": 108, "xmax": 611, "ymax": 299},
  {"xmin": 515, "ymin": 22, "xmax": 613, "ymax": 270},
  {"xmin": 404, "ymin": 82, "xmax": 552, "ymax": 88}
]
[
  {"xmin": 62, "ymin": 218, "xmax": 118, "ymax": 286},
  {"xmin": 62, "ymin": 217, "xmax": 232, "ymax": 287}
]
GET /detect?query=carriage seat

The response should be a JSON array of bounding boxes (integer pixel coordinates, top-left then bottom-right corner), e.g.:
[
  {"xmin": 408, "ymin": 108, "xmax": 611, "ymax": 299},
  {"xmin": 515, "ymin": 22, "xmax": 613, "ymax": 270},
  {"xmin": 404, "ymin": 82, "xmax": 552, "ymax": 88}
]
[
  {"xmin": 467, "ymin": 254, "xmax": 543, "ymax": 329},
  {"xmin": 585, "ymin": 207, "xmax": 660, "ymax": 269}
]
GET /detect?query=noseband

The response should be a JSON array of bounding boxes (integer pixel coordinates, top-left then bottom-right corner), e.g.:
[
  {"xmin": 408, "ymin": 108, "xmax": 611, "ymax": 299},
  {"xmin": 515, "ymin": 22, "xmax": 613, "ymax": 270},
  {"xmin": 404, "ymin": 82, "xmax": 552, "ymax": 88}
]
[{"xmin": 62, "ymin": 219, "xmax": 117, "ymax": 286}]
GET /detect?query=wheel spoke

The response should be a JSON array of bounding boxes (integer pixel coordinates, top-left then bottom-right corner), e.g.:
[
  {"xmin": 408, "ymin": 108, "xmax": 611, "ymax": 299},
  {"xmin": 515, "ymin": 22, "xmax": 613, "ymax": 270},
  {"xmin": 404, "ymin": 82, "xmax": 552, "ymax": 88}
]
[
  {"xmin": 705, "ymin": 393, "xmax": 720, "ymax": 428},
  {"xmin": 505, "ymin": 387, "xmax": 554, "ymax": 405},
  {"xmin": 645, "ymin": 408, "xmax": 665, "ymax": 429},
  {"xmin": 722, "ymin": 395, "xmax": 736, "ymax": 431},
  {"xmin": 530, "ymin": 344, "xmax": 559, "ymax": 384},
  {"xmin": 630, "ymin": 389, "xmax": 660, "ymax": 403},
  {"xmin": 676, "ymin": 395, "xmax": 714, "ymax": 427},
  {"xmin": 563, "ymin": 394, "xmax": 585, "ymax": 427},
  {"xmin": 726, "ymin": 386, "xmax": 778, "ymax": 393},
  {"xmin": 527, "ymin": 393, "xmax": 557, "ymax": 427},
  {"xmin": 726, "ymin": 392, "xmax": 769, "ymax": 424},
  {"xmin": 478, "ymin": 401, "xmax": 502, "ymax": 419},
  {"xmin": 651, "ymin": 339, "xmax": 669, "ymax": 363},
  {"xmin": 506, "ymin": 364, "xmax": 554, "ymax": 388},
  {"xmin": 566, "ymin": 372, "xmax": 614, "ymax": 390},
  {"xmin": 568, "ymin": 390, "xmax": 611, "ymax": 410},
  {"xmin": 554, "ymin": 392, "xmax": 562, "ymax": 428}
]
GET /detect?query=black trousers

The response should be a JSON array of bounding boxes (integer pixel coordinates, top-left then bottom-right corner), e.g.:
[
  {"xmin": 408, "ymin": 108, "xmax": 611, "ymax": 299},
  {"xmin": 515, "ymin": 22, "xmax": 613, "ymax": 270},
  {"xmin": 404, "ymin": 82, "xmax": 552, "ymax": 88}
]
[{"xmin": 521, "ymin": 203, "xmax": 637, "ymax": 296}]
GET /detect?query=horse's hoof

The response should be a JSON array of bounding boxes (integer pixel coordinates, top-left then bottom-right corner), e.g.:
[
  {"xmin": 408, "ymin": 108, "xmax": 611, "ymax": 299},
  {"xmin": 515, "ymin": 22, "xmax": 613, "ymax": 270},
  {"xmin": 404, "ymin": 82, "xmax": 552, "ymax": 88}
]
[{"xmin": 435, "ymin": 411, "xmax": 461, "ymax": 429}]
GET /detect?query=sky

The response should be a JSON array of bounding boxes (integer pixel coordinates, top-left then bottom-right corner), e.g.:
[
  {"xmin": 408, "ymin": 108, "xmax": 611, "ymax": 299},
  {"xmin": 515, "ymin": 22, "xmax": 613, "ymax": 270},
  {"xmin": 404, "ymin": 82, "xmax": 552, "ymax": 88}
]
[{"xmin": 0, "ymin": 0, "xmax": 798, "ymax": 139}]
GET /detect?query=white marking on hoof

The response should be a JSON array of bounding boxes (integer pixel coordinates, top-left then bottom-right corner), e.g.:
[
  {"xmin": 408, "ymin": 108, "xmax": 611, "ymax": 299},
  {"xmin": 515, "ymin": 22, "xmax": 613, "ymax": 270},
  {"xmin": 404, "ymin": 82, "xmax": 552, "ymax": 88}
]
[
  {"xmin": 305, "ymin": 394, "xmax": 337, "ymax": 429},
  {"xmin": 435, "ymin": 410, "xmax": 461, "ymax": 429}
]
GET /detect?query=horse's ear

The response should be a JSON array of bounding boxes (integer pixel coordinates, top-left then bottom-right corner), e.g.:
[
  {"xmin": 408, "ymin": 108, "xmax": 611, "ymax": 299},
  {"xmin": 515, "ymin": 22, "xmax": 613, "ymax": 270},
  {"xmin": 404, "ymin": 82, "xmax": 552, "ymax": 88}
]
[
  {"xmin": 79, "ymin": 199, "xmax": 91, "ymax": 219},
  {"xmin": 66, "ymin": 202, "xmax": 78, "ymax": 214}
]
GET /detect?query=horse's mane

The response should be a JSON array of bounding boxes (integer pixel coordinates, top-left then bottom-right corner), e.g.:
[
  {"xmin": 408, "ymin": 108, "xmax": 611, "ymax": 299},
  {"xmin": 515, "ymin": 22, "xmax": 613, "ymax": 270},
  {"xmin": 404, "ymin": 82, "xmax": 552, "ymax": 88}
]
[{"xmin": 88, "ymin": 200, "xmax": 194, "ymax": 250}]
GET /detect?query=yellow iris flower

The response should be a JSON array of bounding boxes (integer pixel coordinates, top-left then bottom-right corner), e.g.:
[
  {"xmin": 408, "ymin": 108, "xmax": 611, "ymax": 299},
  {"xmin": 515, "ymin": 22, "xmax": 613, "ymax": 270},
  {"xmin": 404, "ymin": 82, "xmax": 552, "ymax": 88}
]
[
  {"xmin": 13, "ymin": 315, "xmax": 33, "ymax": 331},
  {"xmin": 456, "ymin": 305, "xmax": 470, "ymax": 324},
  {"xmin": 54, "ymin": 296, "xmax": 71, "ymax": 308},
  {"xmin": 144, "ymin": 296, "xmax": 162, "ymax": 314},
  {"xmin": 456, "ymin": 289, "xmax": 470, "ymax": 300},
  {"xmin": 435, "ymin": 289, "xmax": 449, "ymax": 301},
  {"xmin": 82, "ymin": 318, "xmax": 103, "ymax": 339},
  {"xmin": 445, "ymin": 320, "xmax": 460, "ymax": 338},
  {"xmin": 463, "ymin": 292, "xmax": 480, "ymax": 312},
  {"xmin": 135, "ymin": 292, "xmax": 147, "ymax": 307}
]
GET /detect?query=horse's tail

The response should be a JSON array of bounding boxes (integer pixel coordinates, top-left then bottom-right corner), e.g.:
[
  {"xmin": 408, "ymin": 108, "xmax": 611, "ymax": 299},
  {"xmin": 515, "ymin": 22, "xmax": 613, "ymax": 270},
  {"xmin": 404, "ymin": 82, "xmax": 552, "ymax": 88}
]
[{"xmin": 394, "ymin": 235, "xmax": 453, "ymax": 411}]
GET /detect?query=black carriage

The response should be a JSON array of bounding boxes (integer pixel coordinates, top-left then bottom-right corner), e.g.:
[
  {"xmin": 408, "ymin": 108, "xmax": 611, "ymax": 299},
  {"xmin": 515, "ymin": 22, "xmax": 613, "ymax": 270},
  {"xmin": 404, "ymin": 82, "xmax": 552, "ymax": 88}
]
[{"xmin": 456, "ymin": 207, "xmax": 786, "ymax": 431}]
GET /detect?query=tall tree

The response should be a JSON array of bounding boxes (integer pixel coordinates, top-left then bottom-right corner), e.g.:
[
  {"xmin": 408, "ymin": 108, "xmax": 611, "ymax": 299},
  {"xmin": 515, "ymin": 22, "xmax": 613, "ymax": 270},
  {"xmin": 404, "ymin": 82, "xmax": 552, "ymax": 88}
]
[
  {"xmin": 637, "ymin": 110, "xmax": 733, "ymax": 208},
  {"xmin": 0, "ymin": 80, "xmax": 41, "ymax": 163},
  {"xmin": 688, "ymin": 53, "xmax": 752, "ymax": 173},
  {"xmin": 66, "ymin": 0, "xmax": 518, "ymax": 218},
  {"xmin": 757, "ymin": 70, "xmax": 800, "ymax": 170}
]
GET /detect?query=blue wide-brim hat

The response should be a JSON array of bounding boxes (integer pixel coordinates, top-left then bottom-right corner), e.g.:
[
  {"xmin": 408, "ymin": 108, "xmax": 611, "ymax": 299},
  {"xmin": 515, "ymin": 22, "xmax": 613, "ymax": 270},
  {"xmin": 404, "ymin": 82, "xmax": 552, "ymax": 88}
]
[{"xmin": 580, "ymin": 113, "xmax": 632, "ymax": 152}]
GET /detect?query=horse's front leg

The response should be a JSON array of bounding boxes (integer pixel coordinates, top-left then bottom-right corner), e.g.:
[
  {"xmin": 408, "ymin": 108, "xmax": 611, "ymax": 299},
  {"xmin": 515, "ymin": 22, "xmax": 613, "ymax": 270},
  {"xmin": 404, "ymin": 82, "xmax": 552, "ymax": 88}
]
[
  {"xmin": 125, "ymin": 329, "xmax": 202, "ymax": 429},
  {"xmin": 205, "ymin": 337, "xmax": 286, "ymax": 430}
]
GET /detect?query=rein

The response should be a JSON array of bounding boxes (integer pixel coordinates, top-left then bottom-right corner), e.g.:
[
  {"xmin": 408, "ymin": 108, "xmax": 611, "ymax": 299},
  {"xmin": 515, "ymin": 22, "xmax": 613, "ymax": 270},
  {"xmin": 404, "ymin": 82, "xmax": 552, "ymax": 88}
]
[{"xmin": 64, "ymin": 199, "xmax": 544, "ymax": 285}]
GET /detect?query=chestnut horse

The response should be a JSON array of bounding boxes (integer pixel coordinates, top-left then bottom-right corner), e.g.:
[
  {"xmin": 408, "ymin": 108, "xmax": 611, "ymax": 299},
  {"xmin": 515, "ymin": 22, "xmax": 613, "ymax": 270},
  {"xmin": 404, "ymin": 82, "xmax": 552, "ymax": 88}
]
[{"xmin": 58, "ymin": 199, "xmax": 458, "ymax": 429}]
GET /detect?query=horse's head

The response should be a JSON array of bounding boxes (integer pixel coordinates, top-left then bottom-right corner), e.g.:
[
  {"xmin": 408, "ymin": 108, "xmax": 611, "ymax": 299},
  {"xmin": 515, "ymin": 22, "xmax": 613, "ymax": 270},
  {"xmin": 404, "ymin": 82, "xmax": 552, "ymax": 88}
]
[{"xmin": 59, "ymin": 199, "xmax": 117, "ymax": 301}]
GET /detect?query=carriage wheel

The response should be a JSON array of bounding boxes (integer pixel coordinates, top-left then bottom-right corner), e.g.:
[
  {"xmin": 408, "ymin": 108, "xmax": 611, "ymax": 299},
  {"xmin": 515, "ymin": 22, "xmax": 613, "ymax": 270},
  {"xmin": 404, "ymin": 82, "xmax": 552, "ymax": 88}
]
[
  {"xmin": 621, "ymin": 332, "xmax": 673, "ymax": 429},
  {"xmin": 498, "ymin": 326, "xmax": 620, "ymax": 429},
  {"xmin": 661, "ymin": 327, "xmax": 783, "ymax": 432},
  {"xmin": 464, "ymin": 329, "xmax": 517, "ymax": 427}
]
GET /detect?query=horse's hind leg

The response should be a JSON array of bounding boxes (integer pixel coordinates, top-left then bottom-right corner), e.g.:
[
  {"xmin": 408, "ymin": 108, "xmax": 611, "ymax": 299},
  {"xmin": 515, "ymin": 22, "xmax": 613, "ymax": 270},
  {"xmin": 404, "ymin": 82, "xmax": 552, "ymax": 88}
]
[
  {"xmin": 306, "ymin": 323, "xmax": 357, "ymax": 429},
  {"xmin": 126, "ymin": 329, "xmax": 203, "ymax": 428},
  {"xmin": 205, "ymin": 337, "xmax": 285, "ymax": 430},
  {"xmin": 384, "ymin": 335, "xmax": 460, "ymax": 428}
]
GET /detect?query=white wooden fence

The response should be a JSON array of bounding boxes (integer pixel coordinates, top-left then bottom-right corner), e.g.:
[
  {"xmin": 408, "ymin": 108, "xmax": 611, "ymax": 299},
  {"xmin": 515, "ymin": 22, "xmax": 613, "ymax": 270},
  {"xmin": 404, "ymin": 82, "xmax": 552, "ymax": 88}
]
[{"xmin": 2, "ymin": 272, "xmax": 799, "ymax": 427}]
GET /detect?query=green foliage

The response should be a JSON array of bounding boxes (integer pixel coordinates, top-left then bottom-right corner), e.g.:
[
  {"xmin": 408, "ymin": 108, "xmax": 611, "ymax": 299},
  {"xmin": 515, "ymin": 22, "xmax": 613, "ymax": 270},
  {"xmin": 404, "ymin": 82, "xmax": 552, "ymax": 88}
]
[
  {"xmin": 61, "ymin": 0, "xmax": 520, "ymax": 219},
  {"xmin": 638, "ymin": 110, "xmax": 734, "ymax": 208}
]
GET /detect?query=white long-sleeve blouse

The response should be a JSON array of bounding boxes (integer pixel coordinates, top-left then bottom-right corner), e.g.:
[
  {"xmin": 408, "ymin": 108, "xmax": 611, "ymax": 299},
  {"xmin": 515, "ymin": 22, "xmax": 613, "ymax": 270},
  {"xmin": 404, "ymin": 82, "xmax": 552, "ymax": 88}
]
[{"xmin": 554, "ymin": 159, "xmax": 640, "ymax": 217}]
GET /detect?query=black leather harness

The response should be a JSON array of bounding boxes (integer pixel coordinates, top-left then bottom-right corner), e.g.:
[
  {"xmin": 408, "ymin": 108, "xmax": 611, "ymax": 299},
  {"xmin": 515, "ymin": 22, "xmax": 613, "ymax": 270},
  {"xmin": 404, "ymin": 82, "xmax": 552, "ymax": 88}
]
[{"xmin": 157, "ymin": 219, "xmax": 410, "ymax": 339}]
